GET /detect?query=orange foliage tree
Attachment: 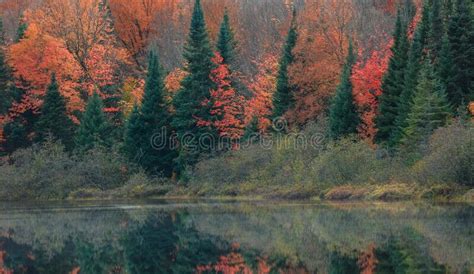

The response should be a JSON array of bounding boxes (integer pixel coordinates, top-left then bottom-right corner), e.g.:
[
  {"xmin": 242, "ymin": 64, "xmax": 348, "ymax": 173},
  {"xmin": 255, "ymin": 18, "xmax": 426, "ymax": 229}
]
[
  {"xmin": 7, "ymin": 23, "xmax": 83, "ymax": 120},
  {"xmin": 244, "ymin": 54, "xmax": 278, "ymax": 132},
  {"xmin": 352, "ymin": 43, "xmax": 391, "ymax": 141},
  {"xmin": 197, "ymin": 53, "xmax": 245, "ymax": 141},
  {"xmin": 26, "ymin": 0, "xmax": 130, "ymax": 97},
  {"xmin": 288, "ymin": 0, "xmax": 354, "ymax": 125},
  {"xmin": 108, "ymin": 0, "xmax": 180, "ymax": 67}
]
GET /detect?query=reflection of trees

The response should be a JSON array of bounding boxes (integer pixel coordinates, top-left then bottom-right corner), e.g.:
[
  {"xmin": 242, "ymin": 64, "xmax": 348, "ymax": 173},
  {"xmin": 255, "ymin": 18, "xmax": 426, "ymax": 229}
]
[{"xmin": 0, "ymin": 202, "xmax": 471, "ymax": 273}]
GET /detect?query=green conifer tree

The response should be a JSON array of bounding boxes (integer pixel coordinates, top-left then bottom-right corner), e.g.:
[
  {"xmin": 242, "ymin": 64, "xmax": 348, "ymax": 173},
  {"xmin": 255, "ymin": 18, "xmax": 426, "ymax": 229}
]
[
  {"xmin": 0, "ymin": 17, "xmax": 15, "ymax": 115},
  {"xmin": 402, "ymin": 60, "xmax": 452, "ymax": 150},
  {"xmin": 172, "ymin": 0, "xmax": 216, "ymax": 172},
  {"xmin": 391, "ymin": 2, "xmax": 432, "ymax": 146},
  {"xmin": 375, "ymin": 10, "xmax": 410, "ymax": 146},
  {"xmin": 126, "ymin": 52, "xmax": 175, "ymax": 176},
  {"xmin": 124, "ymin": 104, "xmax": 144, "ymax": 162},
  {"xmin": 216, "ymin": 9, "xmax": 236, "ymax": 66},
  {"xmin": 428, "ymin": 0, "xmax": 444, "ymax": 60},
  {"xmin": 271, "ymin": 9, "xmax": 298, "ymax": 120},
  {"xmin": 438, "ymin": 33, "xmax": 457, "ymax": 99},
  {"xmin": 16, "ymin": 16, "xmax": 27, "ymax": 42},
  {"xmin": 446, "ymin": 0, "xmax": 474, "ymax": 108},
  {"xmin": 329, "ymin": 41, "xmax": 360, "ymax": 139},
  {"xmin": 75, "ymin": 92, "xmax": 111, "ymax": 152},
  {"xmin": 35, "ymin": 74, "xmax": 75, "ymax": 149}
]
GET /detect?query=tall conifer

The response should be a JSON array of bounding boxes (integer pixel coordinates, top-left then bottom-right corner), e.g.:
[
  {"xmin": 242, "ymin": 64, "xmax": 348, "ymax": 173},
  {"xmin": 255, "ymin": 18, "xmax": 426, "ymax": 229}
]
[
  {"xmin": 75, "ymin": 92, "xmax": 111, "ymax": 152},
  {"xmin": 35, "ymin": 74, "xmax": 75, "ymax": 149},
  {"xmin": 375, "ymin": 10, "xmax": 410, "ymax": 146},
  {"xmin": 392, "ymin": 2, "xmax": 431, "ymax": 145},
  {"xmin": 271, "ymin": 9, "xmax": 298, "ymax": 121},
  {"xmin": 402, "ymin": 60, "xmax": 452, "ymax": 150},
  {"xmin": 446, "ymin": 0, "xmax": 474, "ymax": 108},
  {"xmin": 216, "ymin": 9, "xmax": 236, "ymax": 66},
  {"xmin": 329, "ymin": 41, "xmax": 360, "ymax": 139},
  {"xmin": 172, "ymin": 0, "xmax": 216, "ymax": 172},
  {"xmin": 125, "ymin": 52, "xmax": 175, "ymax": 176}
]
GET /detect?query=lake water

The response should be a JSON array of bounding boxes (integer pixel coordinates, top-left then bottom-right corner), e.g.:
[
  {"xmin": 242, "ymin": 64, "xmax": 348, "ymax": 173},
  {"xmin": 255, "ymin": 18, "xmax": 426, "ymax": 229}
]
[{"xmin": 0, "ymin": 200, "xmax": 472, "ymax": 273}]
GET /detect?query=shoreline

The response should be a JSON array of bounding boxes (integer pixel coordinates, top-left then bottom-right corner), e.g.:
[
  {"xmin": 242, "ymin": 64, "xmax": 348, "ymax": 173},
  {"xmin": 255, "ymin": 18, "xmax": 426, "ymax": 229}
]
[{"xmin": 1, "ymin": 184, "xmax": 472, "ymax": 204}]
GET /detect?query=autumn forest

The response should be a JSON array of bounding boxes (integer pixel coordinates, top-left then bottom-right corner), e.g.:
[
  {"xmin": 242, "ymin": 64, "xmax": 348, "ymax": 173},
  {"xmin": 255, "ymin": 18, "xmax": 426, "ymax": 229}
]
[{"xmin": 0, "ymin": 0, "xmax": 472, "ymax": 200}]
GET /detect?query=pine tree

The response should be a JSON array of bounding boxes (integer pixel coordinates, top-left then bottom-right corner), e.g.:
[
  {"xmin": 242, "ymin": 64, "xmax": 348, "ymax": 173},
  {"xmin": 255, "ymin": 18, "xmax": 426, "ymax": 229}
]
[
  {"xmin": 438, "ymin": 33, "xmax": 457, "ymax": 99},
  {"xmin": 75, "ymin": 92, "xmax": 111, "ymax": 152},
  {"xmin": 0, "ymin": 17, "xmax": 15, "ymax": 115},
  {"xmin": 428, "ymin": 0, "xmax": 444, "ymax": 61},
  {"xmin": 2, "ymin": 120, "xmax": 29, "ymax": 153},
  {"xmin": 16, "ymin": 16, "xmax": 27, "ymax": 42},
  {"xmin": 216, "ymin": 9, "xmax": 236, "ymax": 66},
  {"xmin": 402, "ymin": 60, "xmax": 452, "ymax": 150},
  {"xmin": 35, "ymin": 74, "xmax": 75, "ymax": 149},
  {"xmin": 375, "ymin": 10, "xmax": 410, "ymax": 145},
  {"xmin": 446, "ymin": 0, "xmax": 474, "ymax": 108},
  {"xmin": 329, "ymin": 41, "xmax": 360, "ymax": 139},
  {"xmin": 126, "ymin": 52, "xmax": 175, "ymax": 176},
  {"xmin": 172, "ymin": 0, "xmax": 216, "ymax": 172},
  {"xmin": 391, "ymin": 2, "xmax": 431, "ymax": 146},
  {"xmin": 271, "ymin": 9, "xmax": 298, "ymax": 120},
  {"xmin": 124, "ymin": 104, "xmax": 143, "ymax": 163}
]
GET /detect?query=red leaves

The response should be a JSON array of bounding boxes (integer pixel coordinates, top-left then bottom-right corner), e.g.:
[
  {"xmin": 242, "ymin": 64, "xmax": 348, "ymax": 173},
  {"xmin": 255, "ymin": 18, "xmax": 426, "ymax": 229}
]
[
  {"xmin": 7, "ymin": 23, "xmax": 83, "ymax": 121},
  {"xmin": 244, "ymin": 54, "xmax": 278, "ymax": 133},
  {"xmin": 198, "ymin": 53, "xmax": 245, "ymax": 140},
  {"xmin": 352, "ymin": 42, "xmax": 391, "ymax": 141}
]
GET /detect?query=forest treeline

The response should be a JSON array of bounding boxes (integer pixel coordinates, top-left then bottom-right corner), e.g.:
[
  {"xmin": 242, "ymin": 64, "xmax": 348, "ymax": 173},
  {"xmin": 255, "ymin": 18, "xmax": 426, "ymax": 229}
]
[{"xmin": 0, "ymin": 0, "xmax": 472, "ymax": 200}]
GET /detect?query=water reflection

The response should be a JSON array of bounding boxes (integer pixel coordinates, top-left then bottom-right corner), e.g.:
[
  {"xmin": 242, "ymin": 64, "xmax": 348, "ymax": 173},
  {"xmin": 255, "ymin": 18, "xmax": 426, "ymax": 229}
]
[{"xmin": 0, "ymin": 201, "xmax": 472, "ymax": 273}]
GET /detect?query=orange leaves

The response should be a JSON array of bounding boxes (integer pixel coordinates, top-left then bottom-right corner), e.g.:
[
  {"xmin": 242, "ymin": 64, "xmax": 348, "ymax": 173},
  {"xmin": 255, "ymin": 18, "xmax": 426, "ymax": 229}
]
[
  {"xmin": 244, "ymin": 54, "xmax": 278, "ymax": 132},
  {"xmin": 352, "ymin": 42, "xmax": 391, "ymax": 141},
  {"xmin": 8, "ymin": 23, "xmax": 83, "ymax": 117},
  {"xmin": 288, "ymin": 0, "xmax": 353, "ymax": 125},
  {"xmin": 5, "ymin": 0, "xmax": 131, "ymax": 122},
  {"xmin": 358, "ymin": 244, "xmax": 378, "ymax": 274},
  {"xmin": 83, "ymin": 44, "xmax": 129, "ymax": 97},
  {"xmin": 165, "ymin": 68, "xmax": 187, "ymax": 95},
  {"xmin": 109, "ymin": 0, "xmax": 180, "ymax": 63},
  {"xmin": 27, "ymin": 0, "xmax": 130, "ymax": 92},
  {"xmin": 0, "ymin": 250, "xmax": 12, "ymax": 274},
  {"xmin": 201, "ymin": 53, "xmax": 245, "ymax": 140}
]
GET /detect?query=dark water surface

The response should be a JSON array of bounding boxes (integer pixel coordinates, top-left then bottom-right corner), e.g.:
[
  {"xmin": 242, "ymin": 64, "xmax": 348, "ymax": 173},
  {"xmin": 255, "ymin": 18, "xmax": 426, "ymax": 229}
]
[{"xmin": 0, "ymin": 200, "xmax": 472, "ymax": 273}]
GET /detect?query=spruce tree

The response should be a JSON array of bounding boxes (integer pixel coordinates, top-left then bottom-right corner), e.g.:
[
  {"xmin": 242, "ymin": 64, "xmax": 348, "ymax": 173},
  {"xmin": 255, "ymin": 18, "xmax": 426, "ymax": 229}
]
[
  {"xmin": 329, "ymin": 41, "xmax": 360, "ymax": 139},
  {"xmin": 16, "ymin": 17, "xmax": 27, "ymax": 42},
  {"xmin": 375, "ymin": 10, "xmax": 410, "ymax": 146},
  {"xmin": 172, "ymin": 0, "xmax": 216, "ymax": 172},
  {"xmin": 428, "ymin": 0, "xmax": 444, "ymax": 61},
  {"xmin": 126, "ymin": 52, "xmax": 175, "ymax": 176},
  {"xmin": 392, "ymin": 2, "xmax": 431, "ymax": 146},
  {"xmin": 0, "ymin": 17, "xmax": 14, "ymax": 115},
  {"xmin": 75, "ymin": 92, "xmax": 111, "ymax": 152},
  {"xmin": 216, "ymin": 9, "xmax": 236, "ymax": 66},
  {"xmin": 402, "ymin": 60, "xmax": 452, "ymax": 151},
  {"xmin": 2, "ymin": 119, "xmax": 29, "ymax": 153},
  {"xmin": 438, "ymin": 33, "xmax": 457, "ymax": 99},
  {"xmin": 35, "ymin": 74, "xmax": 75, "ymax": 149},
  {"xmin": 124, "ymin": 104, "xmax": 144, "ymax": 162},
  {"xmin": 271, "ymin": 9, "xmax": 298, "ymax": 120},
  {"xmin": 446, "ymin": 0, "xmax": 474, "ymax": 108}
]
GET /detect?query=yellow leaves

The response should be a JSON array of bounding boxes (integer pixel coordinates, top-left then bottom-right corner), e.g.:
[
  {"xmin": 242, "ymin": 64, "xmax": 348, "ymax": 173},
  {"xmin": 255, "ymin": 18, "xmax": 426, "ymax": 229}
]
[{"xmin": 119, "ymin": 77, "xmax": 144, "ymax": 117}]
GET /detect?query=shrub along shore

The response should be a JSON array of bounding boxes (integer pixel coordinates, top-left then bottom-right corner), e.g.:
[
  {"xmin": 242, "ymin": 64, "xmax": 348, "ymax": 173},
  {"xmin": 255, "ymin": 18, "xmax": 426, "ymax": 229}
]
[{"xmin": 0, "ymin": 119, "xmax": 472, "ymax": 203}]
